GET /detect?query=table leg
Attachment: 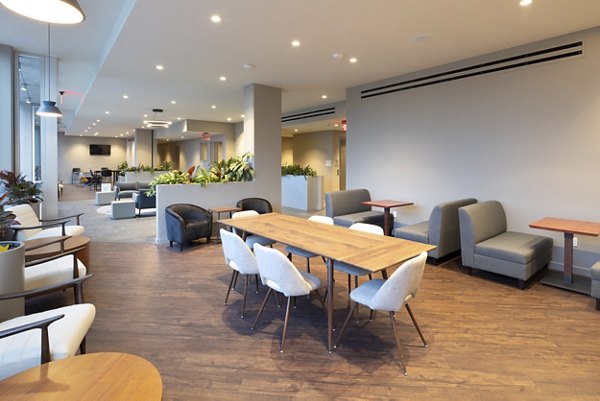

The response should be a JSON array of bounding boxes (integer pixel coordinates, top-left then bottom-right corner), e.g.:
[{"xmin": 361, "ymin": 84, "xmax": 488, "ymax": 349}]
[
  {"xmin": 564, "ymin": 232, "xmax": 573, "ymax": 284},
  {"xmin": 327, "ymin": 258, "xmax": 334, "ymax": 353},
  {"xmin": 383, "ymin": 207, "xmax": 391, "ymax": 236}
]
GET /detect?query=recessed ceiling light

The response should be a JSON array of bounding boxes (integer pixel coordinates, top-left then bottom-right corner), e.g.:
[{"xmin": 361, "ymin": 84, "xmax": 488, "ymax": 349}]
[
  {"xmin": 20, "ymin": 86, "xmax": 26, "ymax": 91},
  {"xmin": 520, "ymin": 0, "xmax": 532, "ymax": 6},
  {"xmin": 94, "ymin": 132, "xmax": 99, "ymax": 136},
  {"xmin": 321, "ymin": 95, "xmax": 327, "ymax": 99},
  {"xmin": 114, "ymin": 136, "xmax": 118, "ymax": 138},
  {"xmin": 166, "ymin": 139, "xmax": 170, "ymax": 142},
  {"xmin": 143, "ymin": 114, "xmax": 148, "ymax": 118},
  {"xmin": 87, "ymin": 126, "xmax": 91, "ymax": 129},
  {"xmin": 79, "ymin": 134, "xmax": 82, "ymax": 137},
  {"xmin": 126, "ymin": 131, "xmax": 129, "ymax": 134},
  {"xmin": 84, "ymin": 130, "xmax": 88, "ymax": 132},
  {"xmin": 291, "ymin": 40, "xmax": 301, "ymax": 47},
  {"xmin": 96, "ymin": 119, "xmax": 100, "ymax": 122},
  {"xmin": 242, "ymin": 63, "xmax": 255, "ymax": 69},
  {"xmin": 331, "ymin": 52, "xmax": 344, "ymax": 61},
  {"xmin": 241, "ymin": 114, "xmax": 245, "ymax": 118},
  {"xmin": 349, "ymin": 57, "xmax": 358, "ymax": 64},
  {"xmin": 180, "ymin": 135, "xmax": 184, "ymax": 139},
  {"xmin": 334, "ymin": 124, "xmax": 339, "ymax": 127},
  {"xmin": 211, "ymin": 15, "xmax": 221, "ymax": 23},
  {"xmin": 177, "ymin": 117, "xmax": 182, "ymax": 120},
  {"xmin": 171, "ymin": 100, "xmax": 176, "ymax": 104},
  {"xmin": 92, "ymin": 123, "xmax": 96, "ymax": 126},
  {"xmin": 219, "ymin": 76, "xmax": 227, "ymax": 81},
  {"xmin": 105, "ymin": 111, "xmax": 110, "ymax": 114},
  {"xmin": 294, "ymin": 129, "xmax": 298, "ymax": 132},
  {"xmin": 120, "ymin": 134, "xmax": 123, "ymax": 137},
  {"xmin": 156, "ymin": 65, "xmax": 164, "ymax": 70},
  {"xmin": 123, "ymin": 95, "xmax": 129, "ymax": 99},
  {"xmin": 227, "ymin": 117, "xmax": 232, "ymax": 121},
  {"xmin": 211, "ymin": 105, "xmax": 216, "ymax": 109}
]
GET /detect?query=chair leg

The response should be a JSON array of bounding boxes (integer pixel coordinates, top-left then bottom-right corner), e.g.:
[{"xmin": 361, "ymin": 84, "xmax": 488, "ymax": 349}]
[
  {"xmin": 179, "ymin": 243, "xmax": 184, "ymax": 251},
  {"xmin": 306, "ymin": 258, "xmax": 311, "ymax": 273},
  {"xmin": 169, "ymin": 241, "xmax": 173, "ymax": 248},
  {"xmin": 273, "ymin": 291, "xmax": 281, "ymax": 308},
  {"xmin": 596, "ymin": 298, "xmax": 600, "ymax": 310},
  {"xmin": 405, "ymin": 303, "xmax": 428, "ymax": 347},
  {"xmin": 255, "ymin": 274, "xmax": 260, "ymax": 293},
  {"xmin": 252, "ymin": 288, "xmax": 273, "ymax": 331},
  {"xmin": 280, "ymin": 296, "xmax": 293, "ymax": 353},
  {"xmin": 314, "ymin": 289, "xmax": 327, "ymax": 313},
  {"xmin": 79, "ymin": 337, "xmax": 87, "ymax": 354},
  {"xmin": 224, "ymin": 270, "xmax": 238, "ymax": 305},
  {"xmin": 389, "ymin": 312, "xmax": 408, "ymax": 376},
  {"xmin": 369, "ymin": 309, "xmax": 375, "ymax": 321},
  {"xmin": 241, "ymin": 274, "xmax": 250, "ymax": 319},
  {"xmin": 287, "ymin": 252, "xmax": 292, "ymax": 261},
  {"xmin": 334, "ymin": 301, "xmax": 358, "ymax": 349}
]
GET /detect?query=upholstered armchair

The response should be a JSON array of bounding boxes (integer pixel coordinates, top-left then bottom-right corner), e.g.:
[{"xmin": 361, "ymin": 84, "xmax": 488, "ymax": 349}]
[
  {"xmin": 236, "ymin": 198, "xmax": 273, "ymax": 214},
  {"xmin": 165, "ymin": 204, "xmax": 212, "ymax": 251},
  {"xmin": 133, "ymin": 189, "xmax": 156, "ymax": 216},
  {"xmin": 7, "ymin": 204, "xmax": 84, "ymax": 241}
]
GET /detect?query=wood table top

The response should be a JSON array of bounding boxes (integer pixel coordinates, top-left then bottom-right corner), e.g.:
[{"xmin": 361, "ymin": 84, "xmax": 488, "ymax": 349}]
[
  {"xmin": 209, "ymin": 206, "xmax": 241, "ymax": 214},
  {"xmin": 0, "ymin": 352, "xmax": 163, "ymax": 400},
  {"xmin": 529, "ymin": 217, "xmax": 600, "ymax": 236},
  {"xmin": 362, "ymin": 200, "xmax": 414, "ymax": 208},
  {"xmin": 219, "ymin": 213, "xmax": 435, "ymax": 272}
]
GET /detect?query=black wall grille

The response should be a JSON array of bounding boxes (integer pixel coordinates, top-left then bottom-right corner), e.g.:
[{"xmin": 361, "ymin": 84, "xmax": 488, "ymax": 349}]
[
  {"xmin": 361, "ymin": 41, "xmax": 583, "ymax": 99},
  {"xmin": 281, "ymin": 107, "xmax": 336, "ymax": 123}
]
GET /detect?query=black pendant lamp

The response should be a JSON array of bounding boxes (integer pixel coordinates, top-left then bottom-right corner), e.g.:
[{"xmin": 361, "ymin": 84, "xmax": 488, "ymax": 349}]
[
  {"xmin": 36, "ymin": 23, "xmax": 62, "ymax": 118},
  {"xmin": 0, "ymin": 0, "xmax": 85, "ymax": 24}
]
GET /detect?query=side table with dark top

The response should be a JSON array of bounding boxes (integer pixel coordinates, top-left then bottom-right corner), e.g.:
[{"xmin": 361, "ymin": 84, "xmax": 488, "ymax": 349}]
[
  {"xmin": 209, "ymin": 206, "xmax": 241, "ymax": 242},
  {"xmin": 530, "ymin": 217, "xmax": 600, "ymax": 294},
  {"xmin": 25, "ymin": 236, "xmax": 91, "ymax": 268},
  {"xmin": 361, "ymin": 200, "xmax": 414, "ymax": 236}
]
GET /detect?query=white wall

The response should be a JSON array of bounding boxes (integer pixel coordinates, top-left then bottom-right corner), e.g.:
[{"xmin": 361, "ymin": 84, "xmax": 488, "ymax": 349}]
[
  {"xmin": 293, "ymin": 130, "xmax": 343, "ymax": 195},
  {"xmin": 281, "ymin": 136, "xmax": 293, "ymax": 165},
  {"xmin": 346, "ymin": 27, "xmax": 600, "ymax": 273},
  {"xmin": 0, "ymin": 45, "xmax": 14, "ymax": 171},
  {"xmin": 57, "ymin": 133, "xmax": 127, "ymax": 182}
]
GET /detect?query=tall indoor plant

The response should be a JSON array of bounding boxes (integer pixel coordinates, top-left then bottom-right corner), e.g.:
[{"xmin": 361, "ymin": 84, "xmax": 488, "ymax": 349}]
[{"xmin": 0, "ymin": 192, "xmax": 25, "ymax": 321}]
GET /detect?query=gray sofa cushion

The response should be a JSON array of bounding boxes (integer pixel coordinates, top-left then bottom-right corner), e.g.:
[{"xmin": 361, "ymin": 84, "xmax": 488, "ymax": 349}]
[
  {"xmin": 476, "ymin": 231, "xmax": 553, "ymax": 265},
  {"xmin": 334, "ymin": 211, "xmax": 385, "ymax": 228},
  {"xmin": 393, "ymin": 221, "xmax": 428, "ymax": 244},
  {"xmin": 591, "ymin": 261, "xmax": 600, "ymax": 280}
]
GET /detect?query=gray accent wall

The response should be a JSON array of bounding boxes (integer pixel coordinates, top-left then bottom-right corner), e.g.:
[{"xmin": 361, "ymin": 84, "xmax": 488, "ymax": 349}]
[{"xmin": 346, "ymin": 27, "xmax": 600, "ymax": 274}]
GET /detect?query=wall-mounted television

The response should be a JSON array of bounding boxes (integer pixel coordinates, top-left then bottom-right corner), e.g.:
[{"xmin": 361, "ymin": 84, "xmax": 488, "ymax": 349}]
[{"xmin": 89, "ymin": 144, "xmax": 111, "ymax": 156}]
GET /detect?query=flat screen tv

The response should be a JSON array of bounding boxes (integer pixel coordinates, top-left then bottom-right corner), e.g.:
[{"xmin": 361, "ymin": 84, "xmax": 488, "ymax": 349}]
[{"xmin": 89, "ymin": 144, "xmax": 111, "ymax": 156}]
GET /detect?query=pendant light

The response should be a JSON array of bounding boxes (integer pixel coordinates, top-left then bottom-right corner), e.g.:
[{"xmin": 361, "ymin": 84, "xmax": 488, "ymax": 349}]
[
  {"xmin": 0, "ymin": 0, "xmax": 85, "ymax": 24},
  {"xmin": 36, "ymin": 23, "xmax": 62, "ymax": 118}
]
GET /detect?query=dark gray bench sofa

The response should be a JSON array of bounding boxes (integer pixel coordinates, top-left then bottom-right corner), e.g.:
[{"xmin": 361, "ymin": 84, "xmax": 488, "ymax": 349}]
[
  {"xmin": 325, "ymin": 189, "xmax": 384, "ymax": 228},
  {"xmin": 458, "ymin": 200, "xmax": 553, "ymax": 288},
  {"xmin": 114, "ymin": 181, "xmax": 150, "ymax": 200},
  {"xmin": 591, "ymin": 262, "xmax": 600, "ymax": 310},
  {"xmin": 393, "ymin": 198, "xmax": 477, "ymax": 261}
]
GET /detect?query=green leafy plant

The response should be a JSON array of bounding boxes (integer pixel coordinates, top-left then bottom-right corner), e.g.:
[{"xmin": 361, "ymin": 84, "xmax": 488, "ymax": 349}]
[
  {"xmin": 147, "ymin": 153, "xmax": 255, "ymax": 195},
  {"xmin": 0, "ymin": 170, "xmax": 43, "ymax": 205},
  {"xmin": 281, "ymin": 164, "xmax": 317, "ymax": 177},
  {"xmin": 0, "ymin": 192, "xmax": 16, "ymax": 242}
]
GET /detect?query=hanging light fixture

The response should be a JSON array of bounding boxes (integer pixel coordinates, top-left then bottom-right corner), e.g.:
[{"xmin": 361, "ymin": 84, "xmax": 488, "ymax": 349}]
[
  {"xmin": 0, "ymin": 0, "xmax": 85, "ymax": 24},
  {"xmin": 37, "ymin": 23, "xmax": 62, "ymax": 118},
  {"xmin": 143, "ymin": 109, "xmax": 172, "ymax": 128}
]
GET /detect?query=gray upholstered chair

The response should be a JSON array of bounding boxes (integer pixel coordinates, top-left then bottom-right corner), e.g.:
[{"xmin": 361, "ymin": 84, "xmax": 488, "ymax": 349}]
[
  {"xmin": 236, "ymin": 197, "xmax": 273, "ymax": 215},
  {"xmin": 458, "ymin": 201, "xmax": 553, "ymax": 288},
  {"xmin": 220, "ymin": 229, "xmax": 260, "ymax": 319},
  {"xmin": 285, "ymin": 215, "xmax": 333, "ymax": 273},
  {"xmin": 325, "ymin": 189, "xmax": 384, "ymax": 228},
  {"xmin": 591, "ymin": 262, "xmax": 600, "ymax": 310},
  {"xmin": 165, "ymin": 204, "xmax": 212, "ymax": 251},
  {"xmin": 393, "ymin": 198, "xmax": 477, "ymax": 262},
  {"xmin": 252, "ymin": 244, "xmax": 325, "ymax": 352},
  {"xmin": 133, "ymin": 189, "xmax": 156, "ymax": 216},
  {"xmin": 335, "ymin": 251, "xmax": 428, "ymax": 376}
]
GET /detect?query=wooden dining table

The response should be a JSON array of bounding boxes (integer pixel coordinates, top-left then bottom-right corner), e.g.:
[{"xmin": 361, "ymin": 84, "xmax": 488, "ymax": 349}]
[{"xmin": 219, "ymin": 213, "xmax": 435, "ymax": 352}]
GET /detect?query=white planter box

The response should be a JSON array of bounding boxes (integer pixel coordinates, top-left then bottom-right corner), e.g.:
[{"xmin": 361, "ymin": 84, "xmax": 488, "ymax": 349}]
[
  {"xmin": 0, "ymin": 241, "xmax": 25, "ymax": 321},
  {"xmin": 121, "ymin": 171, "xmax": 166, "ymax": 183},
  {"xmin": 281, "ymin": 175, "xmax": 323, "ymax": 211}
]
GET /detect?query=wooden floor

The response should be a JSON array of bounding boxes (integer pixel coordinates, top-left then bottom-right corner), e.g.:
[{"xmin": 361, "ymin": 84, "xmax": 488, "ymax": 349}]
[
  {"xmin": 30, "ymin": 237, "xmax": 600, "ymax": 401},
  {"xmin": 43, "ymin": 185, "xmax": 600, "ymax": 399}
]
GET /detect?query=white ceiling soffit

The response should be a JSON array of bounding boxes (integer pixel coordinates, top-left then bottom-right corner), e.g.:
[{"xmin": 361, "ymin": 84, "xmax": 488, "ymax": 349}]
[{"xmin": 1, "ymin": 0, "xmax": 600, "ymax": 138}]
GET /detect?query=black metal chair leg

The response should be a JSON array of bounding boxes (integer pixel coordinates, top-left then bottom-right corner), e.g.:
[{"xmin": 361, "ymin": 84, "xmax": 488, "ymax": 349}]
[
  {"xmin": 280, "ymin": 297, "xmax": 293, "ymax": 353},
  {"xmin": 405, "ymin": 303, "xmax": 428, "ymax": 347},
  {"xmin": 254, "ymin": 274, "xmax": 260, "ymax": 293},
  {"xmin": 252, "ymin": 288, "xmax": 273, "ymax": 331},
  {"xmin": 224, "ymin": 270, "xmax": 238, "ymax": 305},
  {"xmin": 334, "ymin": 301, "xmax": 358, "ymax": 349},
  {"xmin": 389, "ymin": 311, "xmax": 408, "ymax": 376},
  {"xmin": 306, "ymin": 258, "xmax": 311, "ymax": 273},
  {"xmin": 273, "ymin": 291, "xmax": 281, "ymax": 308},
  {"xmin": 79, "ymin": 337, "xmax": 87, "ymax": 354},
  {"xmin": 241, "ymin": 274, "xmax": 249, "ymax": 319}
]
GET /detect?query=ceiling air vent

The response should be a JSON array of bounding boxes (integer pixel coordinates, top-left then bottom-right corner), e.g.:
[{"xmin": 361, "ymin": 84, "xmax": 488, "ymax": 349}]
[
  {"xmin": 361, "ymin": 41, "xmax": 583, "ymax": 99},
  {"xmin": 281, "ymin": 106, "xmax": 336, "ymax": 123}
]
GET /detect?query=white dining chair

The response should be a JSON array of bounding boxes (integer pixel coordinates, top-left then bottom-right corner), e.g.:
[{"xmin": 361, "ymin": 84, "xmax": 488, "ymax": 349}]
[
  {"xmin": 220, "ymin": 228, "xmax": 260, "ymax": 319},
  {"xmin": 231, "ymin": 210, "xmax": 275, "ymax": 249},
  {"xmin": 335, "ymin": 251, "xmax": 428, "ymax": 376},
  {"xmin": 285, "ymin": 215, "xmax": 333, "ymax": 273},
  {"xmin": 334, "ymin": 223, "xmax": 384, "ymax": 296},
  {"xmin": 251, "ymin": 244, "xmax": 325, "ymax": 352}
]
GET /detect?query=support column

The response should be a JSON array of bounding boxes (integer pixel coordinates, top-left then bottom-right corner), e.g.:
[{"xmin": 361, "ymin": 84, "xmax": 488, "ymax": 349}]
[
  {"xmin": 133, "ymin": 128, "xmax": 153, "ymax": 166},
  {"xmin": 40, "ymin": 55, "xmax": 58, "ymax": 218},
  {"xmin": 243, "ymin": 84, "xmax": 282, "ymax": 211},
  {"xmin": 0, "ymin": 45, "xmax": 14, "ymax": 171}
]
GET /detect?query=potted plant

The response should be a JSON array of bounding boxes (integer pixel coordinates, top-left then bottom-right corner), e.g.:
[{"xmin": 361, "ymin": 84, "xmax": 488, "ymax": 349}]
[
  {"xmin": 0, "ymin": 170, "xmax": 43, "ymax": 218},
  {"xmin": 0, "ymin": 191, "xmax": 25, "ymax": 321},
  {"xmin": 281, "ymin": 164, "xmax": 323, "ymax": 211}
]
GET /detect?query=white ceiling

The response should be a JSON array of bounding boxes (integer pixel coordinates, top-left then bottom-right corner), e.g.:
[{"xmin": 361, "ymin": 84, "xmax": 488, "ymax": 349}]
[{"xmin": 1, "ymin": 0, "xmax": 600, "ymax": 139}]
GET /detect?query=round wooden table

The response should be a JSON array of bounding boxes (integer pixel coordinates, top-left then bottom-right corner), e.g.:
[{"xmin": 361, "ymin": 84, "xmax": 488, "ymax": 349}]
[
  {"xmin": 25, "ymin": 236, "xmax": 90, "ymax": 267},
  {"xmin": 0, "ymin": 352, "xmax": 163, "ymax": 400}
]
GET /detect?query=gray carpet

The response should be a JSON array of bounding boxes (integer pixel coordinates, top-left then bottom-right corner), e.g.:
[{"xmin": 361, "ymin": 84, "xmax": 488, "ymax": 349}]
[{"xmin": 58, "ymin": 200, "xmax": 157, "ymax": 244}]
